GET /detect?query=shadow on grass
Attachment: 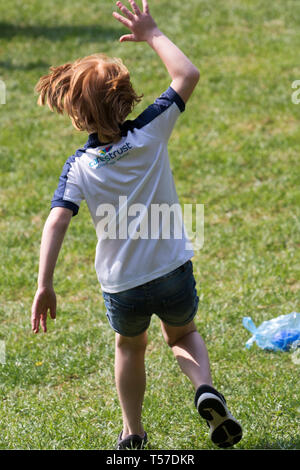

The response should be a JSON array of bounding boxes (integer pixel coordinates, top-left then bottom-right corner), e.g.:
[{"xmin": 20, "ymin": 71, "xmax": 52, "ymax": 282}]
[
  {"xmin": 0, "ymin": 22, "xmax": 118, "ymax": 42},
  {"xmin": 0, "ymin": 60, "xmax": 50, "ymax": 71}
]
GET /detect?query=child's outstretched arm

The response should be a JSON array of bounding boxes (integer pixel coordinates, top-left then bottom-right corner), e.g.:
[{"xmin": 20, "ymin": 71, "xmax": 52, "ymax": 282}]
[
  {"xmin": 31, "ymin": 207, "xmax": 72, "ymax": 333},
  {"xmin": 113, "ymin": 0, "xmax": 200, "ymax": 103}
]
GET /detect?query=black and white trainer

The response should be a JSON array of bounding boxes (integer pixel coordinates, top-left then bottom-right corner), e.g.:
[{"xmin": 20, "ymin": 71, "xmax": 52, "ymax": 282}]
[
  {"xmin": 116, "ymin": 431, "xmax": 148, "ymax": 450},
  {"xmin": 195, "ymin": 384, "xmax": 243, "ymax": 448}
]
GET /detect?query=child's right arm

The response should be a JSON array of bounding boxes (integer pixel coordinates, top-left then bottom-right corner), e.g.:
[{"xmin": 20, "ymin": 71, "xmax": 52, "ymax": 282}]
[
  {"xmin": 31, "ymin": 207, "xmax": 72, "ymax": 333},
  {"xmin": 113, "ymin": 0, "xmax": 200, "ymax": 104}
]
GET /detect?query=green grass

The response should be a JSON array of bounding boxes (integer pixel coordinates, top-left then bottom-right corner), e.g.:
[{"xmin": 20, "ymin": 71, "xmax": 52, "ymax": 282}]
[{"xmin": 1, "ymin": 0, "xmax": 300, "ymax": 450}]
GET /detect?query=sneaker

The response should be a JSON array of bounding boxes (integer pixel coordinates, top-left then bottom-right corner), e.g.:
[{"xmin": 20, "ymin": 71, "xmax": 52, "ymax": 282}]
[
  {"xmin": 116, "ymin": 431, "xmax": 148, "ymax": 450},
  {"xmin": 195, "ymin": 385, "xmax": 243, "ymax": 448}
]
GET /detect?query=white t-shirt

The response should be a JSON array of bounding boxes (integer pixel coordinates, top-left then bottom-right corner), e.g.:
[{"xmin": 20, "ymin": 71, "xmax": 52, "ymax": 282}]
[{"xmin": 51, "ymin": 87, "xmax": 194, "ymax": 292}]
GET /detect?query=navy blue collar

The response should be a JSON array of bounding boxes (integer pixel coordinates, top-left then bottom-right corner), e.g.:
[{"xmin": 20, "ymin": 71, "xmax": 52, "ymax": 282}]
[
  {"xmin": 85, "ymin": 122, "xmax": 129, "ymax": 148},
  {"xmin": 85, "ymin": 132, "xmax": 108, "ymax": 148}
]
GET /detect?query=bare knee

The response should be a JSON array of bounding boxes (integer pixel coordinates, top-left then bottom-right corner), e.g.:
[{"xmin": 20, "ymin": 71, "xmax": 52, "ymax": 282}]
[
  {"xmin": 161, "ymin": 320, "xmax": 197, "ymax": 348},
  {"xmin": 116, "ymin": 331, "xmax": 148, "ymax": 352}
]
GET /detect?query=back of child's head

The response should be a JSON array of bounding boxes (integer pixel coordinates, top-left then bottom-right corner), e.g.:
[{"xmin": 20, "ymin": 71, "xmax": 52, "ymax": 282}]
[{"xmin": 35, "ymin": 53, "xmax": 142, "ymax": 143}]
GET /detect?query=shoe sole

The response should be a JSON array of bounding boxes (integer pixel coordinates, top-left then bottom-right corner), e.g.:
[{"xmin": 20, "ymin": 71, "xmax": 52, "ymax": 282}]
[{"xmin": 197, "ymin": 393, "xmax": 243, "ymax": 448}]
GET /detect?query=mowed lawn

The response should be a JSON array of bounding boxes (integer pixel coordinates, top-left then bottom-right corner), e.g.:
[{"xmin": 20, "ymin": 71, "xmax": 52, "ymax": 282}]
[{"xmin": 0, "ymin": 0, "xmax": 300, "ymax": 450}]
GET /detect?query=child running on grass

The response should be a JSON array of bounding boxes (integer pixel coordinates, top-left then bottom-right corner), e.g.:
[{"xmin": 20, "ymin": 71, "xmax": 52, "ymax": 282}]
[{"xmin": 31, "ymin": 0, "xmax": 243, "ymax": 449}]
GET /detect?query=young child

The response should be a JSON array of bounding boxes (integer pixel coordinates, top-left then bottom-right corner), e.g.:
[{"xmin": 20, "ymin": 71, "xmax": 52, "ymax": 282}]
[{"xmin": 31, "ymin": 0, "xmax": 242, "ymax": 450}]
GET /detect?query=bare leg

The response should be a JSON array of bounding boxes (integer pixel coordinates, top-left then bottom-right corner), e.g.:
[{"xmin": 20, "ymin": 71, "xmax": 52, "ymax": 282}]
[
  {"xmin": 114, "ymin": 331, "xmax": 148, "ymax": 438},
  {"xmin": 160, "ymin": 320, "xmax": 213, "ymax": 389},
  {"xmin": 160, "ymin": 320, "xmax": 243, "ymax": 448}
]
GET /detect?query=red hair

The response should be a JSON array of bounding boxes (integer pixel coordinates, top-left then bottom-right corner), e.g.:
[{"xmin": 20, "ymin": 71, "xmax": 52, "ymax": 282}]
[{"xmin": 35, "ymin": 54, "xmax": 142, "ymax": 143}]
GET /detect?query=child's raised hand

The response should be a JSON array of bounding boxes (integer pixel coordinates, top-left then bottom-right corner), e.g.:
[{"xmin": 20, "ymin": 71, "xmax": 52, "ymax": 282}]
[{"xmin": 113, "ymin": 0, "xmax": 159, "ymax": 43}]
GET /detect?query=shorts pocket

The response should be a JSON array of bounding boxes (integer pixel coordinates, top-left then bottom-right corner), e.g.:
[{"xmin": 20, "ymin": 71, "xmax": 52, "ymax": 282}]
[{"xmin": 159, "ymin": 275, "xmax": 198, "ymax": 325}]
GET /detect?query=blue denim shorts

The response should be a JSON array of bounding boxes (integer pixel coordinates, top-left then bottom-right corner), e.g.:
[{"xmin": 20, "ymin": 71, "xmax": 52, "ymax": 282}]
[{"xmin": 102, "ymin": 260, "xmax": 199, "ymax": 337}]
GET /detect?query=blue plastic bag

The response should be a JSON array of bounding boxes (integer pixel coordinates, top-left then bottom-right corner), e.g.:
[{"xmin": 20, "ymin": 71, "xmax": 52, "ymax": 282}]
[{"xmin": 243, "ymin": 312, "xmax": 300, "ymax": 351}]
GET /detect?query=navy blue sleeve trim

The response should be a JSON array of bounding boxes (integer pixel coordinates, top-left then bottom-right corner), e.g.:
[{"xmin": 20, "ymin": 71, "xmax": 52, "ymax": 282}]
[
  {"xmin": 167, "ymin": 86, "xmax": 185, "ymax": 113},
  {"xmin": 51, "ymin": 150, "xmax": 84, "ymax": 217},
  {"xmin": 156, "ymin": 86, "xmax": 185, "ymax": 113},
  {"xmin": 120, "ymin": 86, "xmax": 185, "ymax": 136},
  {"xmin": 51, "ymin": 200, "xmax": 79, "ymax": 216}
]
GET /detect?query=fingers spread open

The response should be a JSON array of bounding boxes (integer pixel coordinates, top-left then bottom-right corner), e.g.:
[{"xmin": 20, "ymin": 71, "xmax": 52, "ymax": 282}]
[
  {"xmin": 128, "ymin": 0, "xmax": 141, "ymax": 16},
  {"xmin": 116, "ymin": 1, "xmax": 135, "ymax": 20},
  {"xmin": 113, "ymin": 11, "xmax": 132, "ymax": 29},
  {"xmin": 142, "ymin": 0, "xmax": 150, "ymax": 14}
]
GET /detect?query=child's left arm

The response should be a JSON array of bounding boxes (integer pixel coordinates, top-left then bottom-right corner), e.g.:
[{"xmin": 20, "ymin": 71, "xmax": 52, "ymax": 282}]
[
  {"xmin": 31, "ymin": 207, "xmax": 72, "ymax": 333},
  {"xmin": 113, "ymin": 0, "xmax": 200, "ymax": 104}
]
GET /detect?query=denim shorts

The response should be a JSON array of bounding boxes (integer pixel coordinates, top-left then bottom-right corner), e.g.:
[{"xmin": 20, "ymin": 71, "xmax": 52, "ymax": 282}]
[{"xmin": 102, "ymin": 260, "xmax": 199, "ymax": 337}]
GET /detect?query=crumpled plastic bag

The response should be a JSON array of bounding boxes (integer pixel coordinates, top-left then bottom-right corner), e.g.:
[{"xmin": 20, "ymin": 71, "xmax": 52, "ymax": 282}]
[{"xmin": 242, "ymin": 312, "xmax": 300, "ymax": 351}]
